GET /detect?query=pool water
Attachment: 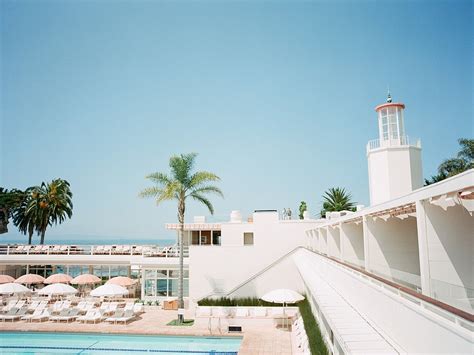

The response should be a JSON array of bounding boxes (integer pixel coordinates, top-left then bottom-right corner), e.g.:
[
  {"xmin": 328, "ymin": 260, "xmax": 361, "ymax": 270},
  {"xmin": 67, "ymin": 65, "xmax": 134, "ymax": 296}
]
[{"xmin": 0, "ymin": 332, "xmax": 242, "ymax": 354}]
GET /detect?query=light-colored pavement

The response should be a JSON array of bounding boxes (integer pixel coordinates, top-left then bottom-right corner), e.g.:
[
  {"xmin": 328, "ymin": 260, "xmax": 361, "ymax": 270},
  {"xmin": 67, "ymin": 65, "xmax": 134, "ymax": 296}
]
[{"xmin": 0, "ymin": 307, "xmax": 293, "ymax": 354}]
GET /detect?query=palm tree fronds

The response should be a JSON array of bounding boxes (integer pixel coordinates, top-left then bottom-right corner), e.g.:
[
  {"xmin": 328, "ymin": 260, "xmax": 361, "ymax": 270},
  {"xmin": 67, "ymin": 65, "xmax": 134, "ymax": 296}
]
[{"xmin": 189, "ymin": 193, "xmax": 215, "ymax": 215}]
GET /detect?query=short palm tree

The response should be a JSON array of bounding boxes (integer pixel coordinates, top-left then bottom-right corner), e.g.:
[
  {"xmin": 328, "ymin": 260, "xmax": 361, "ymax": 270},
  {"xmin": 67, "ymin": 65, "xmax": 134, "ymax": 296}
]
[
  {"xmin": 320, "ymin": 187, "xmax": 356, "ymax": 218},
  {"xmin": 32, "ymin": 179, "xmax": 73, "ymax": 244},
  {"xmin": 0, "ymin": 188, "xmax": 29, "ymax": 235},
  {"xmin": 12, "ymin": 187, "xmax": 37, "ymax": 244},
  {"xmin": 425, "ymin": 138, "xmax": 474, "ymax": 185},
  {"xmin": 139, "ymin": 153, "xmax": 223, "ymax": 323}
]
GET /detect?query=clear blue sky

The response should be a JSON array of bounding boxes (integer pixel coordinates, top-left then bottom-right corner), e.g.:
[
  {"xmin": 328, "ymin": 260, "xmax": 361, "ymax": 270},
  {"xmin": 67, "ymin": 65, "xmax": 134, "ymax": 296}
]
[{"xmin": 1, "ymin": 0, "xmax": 472, "ymax": 241}]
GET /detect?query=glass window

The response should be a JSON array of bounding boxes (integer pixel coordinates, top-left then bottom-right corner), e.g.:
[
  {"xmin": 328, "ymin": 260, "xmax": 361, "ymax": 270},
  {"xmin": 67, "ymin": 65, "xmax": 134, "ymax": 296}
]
[
  {"xmin": 145, "ymin": 269, "xmax": 156, "ymax": 279},
  {"xmin": 157, "ymin": 279, "xmax": 167, "ymax": 296},
  {"xmin": 168, "ymin": 279, "xmax": 178, "ymax": 296},
  {"xmin": 156, "ymin": 270, "xmax": 167, "ymax": 278},
  {"xmin": 144, "ymin": 279, "xmax": 155, "ymax": 297},
  {"xmin": 244, "ymin": 232, "xmax": 254, "ymax": 245}
]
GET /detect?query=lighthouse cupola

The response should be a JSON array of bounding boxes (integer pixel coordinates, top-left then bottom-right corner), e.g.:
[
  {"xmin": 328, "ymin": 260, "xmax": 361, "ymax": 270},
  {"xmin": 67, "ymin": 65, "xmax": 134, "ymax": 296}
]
[{"xmin": 367, "ymin": 93, "xmax": 423, "ymax": 206}]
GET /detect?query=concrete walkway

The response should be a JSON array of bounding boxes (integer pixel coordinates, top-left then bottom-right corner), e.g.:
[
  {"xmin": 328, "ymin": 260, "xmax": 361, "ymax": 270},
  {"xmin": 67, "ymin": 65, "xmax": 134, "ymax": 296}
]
[{"xmin": 0, "ymin": 307, "xmax": 293, "ymax": 354}]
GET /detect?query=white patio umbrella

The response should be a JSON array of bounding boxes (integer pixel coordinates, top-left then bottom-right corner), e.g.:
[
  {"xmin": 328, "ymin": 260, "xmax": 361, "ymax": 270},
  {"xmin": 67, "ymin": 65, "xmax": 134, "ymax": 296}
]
[
  {"xmin": 38, "ymin": 283, "xmax": 78, "ymax": 296},
  {"xmin": 261, "ymin": 289, "xmax": 305, "ymax": 305},
  {"xmin": 261, "ymin": 289, "xmax": 305, "ymax": 329},
  {"xmin": 90, "ymin": 284, "xmax": 128, "ymax": 297},
  {"xmin": 0, "ymin": 282, "xmax": 31, "ymax": 294}
]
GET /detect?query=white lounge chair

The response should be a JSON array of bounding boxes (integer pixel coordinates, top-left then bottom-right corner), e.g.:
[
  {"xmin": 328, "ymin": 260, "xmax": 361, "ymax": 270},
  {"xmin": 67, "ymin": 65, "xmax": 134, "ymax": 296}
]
[
  {"xmin": 78, "ymin": 309, "xmax": 102, "ymax": 323},
  {"xmin": 114, "ymin": 309, "xmax": 135, "ymax": 324},
  {"xmin": 253, "ymin": 307, "xmax": 267, "ymax": 318},
  {"xmin": 28, "ymin": 300, "xmax": 40, "ymax": 312},
  {"xmin": 22, "ymin": 308, "xmax": 43, "ymax": 322},
  {"xmin": 133, "ymin": 303, "xmax": 144, "ymax": 315},
  {"xmin": 1, "ymin": 307, "xmax": 27, "ymax": 322},
  {"xmin": 31, "ymin": 309, "xmax": 51, "ymax": 322},
  {"xmin": 105, "ymin": 310, "xmax": 124, "ymax": 324},
  {"xmin": 2, "ymin": 300, "xmax": 17, "ymax": 312},
  {"xmin": 234, "ymin": 307, "xmax": 249, "ymax": 318},
  {"xmin": 196, "ymin": 306, "xmax": 212, "ymax": 317},
  {"xmin": 213, "ymin": 307, "xmax": 229, "ymax": 318}
]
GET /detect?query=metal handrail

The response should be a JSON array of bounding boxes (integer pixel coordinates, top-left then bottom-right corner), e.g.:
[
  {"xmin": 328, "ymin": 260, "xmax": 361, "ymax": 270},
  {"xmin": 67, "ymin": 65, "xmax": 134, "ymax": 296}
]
[
  {"xmin": 367, "ymin": 135, "xmax": 421, "ymax": 152},
  {"xmin": 0, "ymin": 244, "xmax": 189, "ymax": 258}
]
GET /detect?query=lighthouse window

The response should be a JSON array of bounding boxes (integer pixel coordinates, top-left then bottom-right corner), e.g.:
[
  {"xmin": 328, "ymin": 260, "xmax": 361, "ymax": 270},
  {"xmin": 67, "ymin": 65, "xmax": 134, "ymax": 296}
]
[
  {"xmin": 381, "ymin": 116, "xmax": 389, "ymax": 140},
  {"xmin": 389, "ymin": 114, "xmax": 398, "ymax": 139}
]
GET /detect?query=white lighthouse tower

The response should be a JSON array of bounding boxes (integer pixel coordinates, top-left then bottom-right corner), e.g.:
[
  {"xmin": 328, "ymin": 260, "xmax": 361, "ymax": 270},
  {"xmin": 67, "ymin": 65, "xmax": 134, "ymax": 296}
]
[{"xmin": 367, "ymin": 93, "xmax": 423, "ymax": 205}]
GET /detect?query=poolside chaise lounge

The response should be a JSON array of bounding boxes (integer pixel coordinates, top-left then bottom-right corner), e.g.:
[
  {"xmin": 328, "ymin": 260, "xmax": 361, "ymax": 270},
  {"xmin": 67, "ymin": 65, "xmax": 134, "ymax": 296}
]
[
  {"xmin": 133, "ymin": 303, "xmax": 144, "ymax": 315},
  {"xmin": 1, "ymin": 307, "xmax": 27, "ymax": 322},
  {"xmin": 195, "ymin": 306, "xmax": 212, "ymax": 317},
  {"xmin": 28, "ymin": 300, "xmax": 40, "ymax": 312},
  {"xmin": 233, "ymin": 307, "xmax": 249, "ymax": 318},
  {"xmin": 253, "ymin": 307, "xmax": 267, "ymax": 318},
  {"xmin": 2, "ymin": 300, "xmax": 17, "ymax": 312},
  {"xmin": 21, "ymin": 308, "xmax": 43, "ymax": 322},
  {"xmin": 114, "ymin": 309, "xmax": 135, "ymax": 324},
  {"xmin": 31, "ymin": 309, "xmax": 51, "ymax": 322},
  {"xmin": 77, "ymin": 309, "xmax": 102, "ymax": 324},
  {"xmin": 105, "ymin": 310, "xmax": 124, "ymax": 324},
  {"xmin": 51, "ymin": 308, "xmax": 79, "ymax": 323}
]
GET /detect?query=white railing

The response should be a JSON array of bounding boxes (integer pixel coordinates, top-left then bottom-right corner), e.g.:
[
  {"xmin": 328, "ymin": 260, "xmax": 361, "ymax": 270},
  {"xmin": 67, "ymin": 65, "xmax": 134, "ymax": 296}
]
[
  {"xmin": 0, "ymin": 244, "xmax": 189, "ymax": 258},
  {"xmin": 305, "ymin": 248, "xmax": 473, "ymax": 332},
  {"xmin": 431, "ymin": 279, "xmax": 474, "ymax": 315},
  {"xmin": 367, "ymin": 135, "xmax": 421, "ymax": 152}
]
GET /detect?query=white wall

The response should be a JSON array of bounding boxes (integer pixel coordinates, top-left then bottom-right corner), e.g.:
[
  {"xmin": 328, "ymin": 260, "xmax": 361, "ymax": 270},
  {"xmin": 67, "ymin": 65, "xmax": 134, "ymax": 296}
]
[
  {"xmin": 365, "ymin": 215, "xmax": 421, "ymax": 288},
  {"xmin": 319, "ymin": 228, "xmax": 328, "ymax": 255},
  {"xmin": 189, "ymin": 211, "xmax": 322, "ymax": 301},
  {"xmin": 340, "ymin": 222, "xmax": 365, "ymax": 268},
  {"xmin": 368, "ymin": 146, "xmax": 423, "ymax": 206},
  {"xmin": 422, "ymin": 202, "xmax": 474, "ymax": 312},
  {"xmin": 327, "ymin": 226, "xmax": 341, "ymax": 259},
  {"xmin": 227, "ymin": 251, "xmax": 303, "ymax": 298}
]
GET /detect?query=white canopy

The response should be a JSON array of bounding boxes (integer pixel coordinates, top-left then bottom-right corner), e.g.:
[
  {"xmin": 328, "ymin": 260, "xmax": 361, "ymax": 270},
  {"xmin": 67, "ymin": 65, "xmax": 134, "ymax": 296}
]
[
  {"xmin": 0, "ymin": 282, "xmax": 31, "ymax": 294},
  {"xmin": 90, "ymin": 284, "xmax": 128, "ymax": 297},
  {"xmin": 38, "ymin": 283, "xmax": 78, "ymax": 296},
  {"xmin": 261, "ymin": 289, "xmax": 305, "ymax": 304}
]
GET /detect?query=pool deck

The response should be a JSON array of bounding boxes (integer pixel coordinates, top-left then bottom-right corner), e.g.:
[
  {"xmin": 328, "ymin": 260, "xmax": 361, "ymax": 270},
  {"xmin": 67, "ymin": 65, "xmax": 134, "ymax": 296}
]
[{"xmin": 0, "ymin": 307, "xmax": 293, "ymax": 354}]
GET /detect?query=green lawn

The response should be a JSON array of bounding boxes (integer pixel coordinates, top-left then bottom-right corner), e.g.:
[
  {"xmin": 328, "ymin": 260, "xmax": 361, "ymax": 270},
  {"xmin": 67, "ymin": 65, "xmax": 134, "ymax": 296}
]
[{"xmin": 167, "ymin": 319, "xmax": 195, "ymax": 326}]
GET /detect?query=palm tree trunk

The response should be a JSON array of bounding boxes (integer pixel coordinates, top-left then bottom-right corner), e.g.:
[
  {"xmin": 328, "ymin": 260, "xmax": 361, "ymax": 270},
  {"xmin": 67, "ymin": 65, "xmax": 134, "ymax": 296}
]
[
  {"xmin": 177, "ymin": 198, "xmax": 185, "ymax": 323},
  {"xmin": 28, "ymin": 224, "xmax": 34, "ymax": 245},
  {"xmin": 40, "ymin": 227, "xmax": 46, "ymax": 245}
]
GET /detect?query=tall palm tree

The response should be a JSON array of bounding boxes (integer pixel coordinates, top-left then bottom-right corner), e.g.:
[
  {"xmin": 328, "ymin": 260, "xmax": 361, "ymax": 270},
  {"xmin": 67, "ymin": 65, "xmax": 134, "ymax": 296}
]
[
  {"xmin": 139, "ymin": 153, "xmax": 223, "ymax": 323},
  {"xmin": 32, "ymin": 179, "xmax": 73, "ymax": 244},
  {"xmin": 320, "ymin": 187, "xmax": 356, "ymax": 218}
]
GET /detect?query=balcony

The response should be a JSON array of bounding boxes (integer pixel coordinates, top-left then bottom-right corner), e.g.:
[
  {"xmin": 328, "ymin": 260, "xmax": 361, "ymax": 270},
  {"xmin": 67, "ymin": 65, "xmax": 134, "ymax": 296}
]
[{"xmin": 367, "ymin": 135, "xmax": 421, "ymax": 152}]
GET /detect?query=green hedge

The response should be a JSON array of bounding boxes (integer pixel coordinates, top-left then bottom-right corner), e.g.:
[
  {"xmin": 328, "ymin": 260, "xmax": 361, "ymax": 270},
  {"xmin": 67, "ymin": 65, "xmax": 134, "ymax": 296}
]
[
  {"xmin": 298, "ymin": 298, "xmax": 328, "ymax": 355},
  {"xmin": 197, "ymin": 297, "xmax": 296, "ymax": 307}
]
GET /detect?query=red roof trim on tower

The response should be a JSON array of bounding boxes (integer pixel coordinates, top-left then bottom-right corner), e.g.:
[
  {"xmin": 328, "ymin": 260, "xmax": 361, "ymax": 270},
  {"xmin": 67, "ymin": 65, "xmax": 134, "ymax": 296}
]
[{"xmin": 375, "ymin": 102, "xmax": 405, "ymax": 111}]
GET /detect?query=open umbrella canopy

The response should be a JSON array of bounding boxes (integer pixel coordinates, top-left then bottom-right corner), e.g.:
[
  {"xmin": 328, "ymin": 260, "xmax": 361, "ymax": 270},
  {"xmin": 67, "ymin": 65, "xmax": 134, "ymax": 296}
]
[
  {"xmin": 38, "ymin": 283, "xmax": 77, "ymax": 296},
  {"xmin": 90, "ymin": 284, "xmax": 128, "ymax": 297},
  {"xmin": 44, "ymin": 273, "xmax": 73, "ymax": 284},
  {"xmin": 0, "ymin": 275, "xmax": 15, "ymax": 284},
  {"xmin": 15, "ymin": 274, "xmax": 45, "ymax": 285},
  {"xmin": 70, "ymin": 274, "xmax": 101, "ymax": 285},
  {"xmin": 0, "ymin": 282, "xmax": 31, "ymax": 294},
  {"xmin": 261, "ymin": 289, "xmax": 305, "ymax": 304},
  {"xmin": 106, "ymin": 276, "xmax": 136, "ymax": 287}
]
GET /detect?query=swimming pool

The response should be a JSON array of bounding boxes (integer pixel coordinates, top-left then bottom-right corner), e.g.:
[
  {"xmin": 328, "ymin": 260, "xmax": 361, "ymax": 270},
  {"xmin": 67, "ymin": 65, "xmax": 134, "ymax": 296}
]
[{"xmin": 0, "ymin": 332, "xmax": 242, "ymax": 354}]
